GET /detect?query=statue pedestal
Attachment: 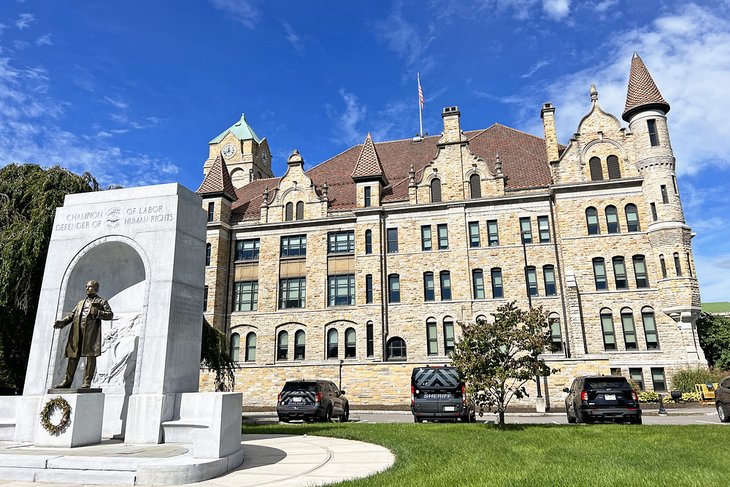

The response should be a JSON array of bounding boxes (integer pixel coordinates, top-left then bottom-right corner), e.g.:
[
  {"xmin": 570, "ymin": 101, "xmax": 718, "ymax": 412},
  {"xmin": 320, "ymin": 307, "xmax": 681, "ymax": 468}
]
[{"xmin": 35, "ymin": 392, "xmax": 104, "ymax": 447}]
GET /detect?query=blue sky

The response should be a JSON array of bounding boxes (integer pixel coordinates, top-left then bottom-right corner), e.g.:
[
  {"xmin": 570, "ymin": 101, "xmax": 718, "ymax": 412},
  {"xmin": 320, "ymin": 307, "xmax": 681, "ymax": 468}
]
[{"xmin": 1, "ymin": 0, "xmax": 729, "ymax": 301}]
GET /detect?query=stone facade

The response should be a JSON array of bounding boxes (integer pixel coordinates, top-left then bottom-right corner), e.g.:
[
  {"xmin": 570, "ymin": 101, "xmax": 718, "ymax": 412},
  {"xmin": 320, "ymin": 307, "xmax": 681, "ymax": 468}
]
[{"xmin": 198, "ymin": 56, "xmax": 705, "ymax": 409}]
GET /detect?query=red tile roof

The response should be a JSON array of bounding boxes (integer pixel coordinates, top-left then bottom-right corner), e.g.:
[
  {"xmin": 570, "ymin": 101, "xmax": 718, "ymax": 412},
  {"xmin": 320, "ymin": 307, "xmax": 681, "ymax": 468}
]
[
  {"xmin": 229, "ymin": 123, "xmax": 553, "ymax": 223},
  {"xmin": 623, "ymin": 52, "xmax": 670, "ymax": 121},
  {"xmin": 351, "ymin": 133, "xmax": 387, "ymax": 183},
  {"xmin": 197, "ymin": 154, "xmax": 238, "ymax": 201}
]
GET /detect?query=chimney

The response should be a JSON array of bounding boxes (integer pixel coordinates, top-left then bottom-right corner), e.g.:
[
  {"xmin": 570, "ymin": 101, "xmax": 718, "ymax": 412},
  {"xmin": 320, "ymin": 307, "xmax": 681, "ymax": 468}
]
[
  {"xmin": 541, "ymin": 103, "xmax": 559, "ymax": 163},
  {"xmin": 441, "ymin": 106, "xmax": 461, "ymax": 143}
]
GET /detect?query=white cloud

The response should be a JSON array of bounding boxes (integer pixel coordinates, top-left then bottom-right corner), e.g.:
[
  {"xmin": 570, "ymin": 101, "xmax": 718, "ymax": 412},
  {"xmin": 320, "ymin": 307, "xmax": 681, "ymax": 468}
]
[
  {"xmin": 374, "ymin": 2, "xmax": 436, "ymax": 73},
  {"xmin": 15, "ymin": 13, "xmax": 33, "ymax": 30},
  {"xmin": 282, "ymin": 22, "xmax": 303, "ymax": 55},
  {"xmin": 595, "ymin": 0, "xmax": 618, "ymax": 13},
  {"xmin": 12, "ymin": 40, "xmax": 29, "ymax": 50},
  {"xmin": 35, "ymin": 34, "xmax": 52, "ymax": 46},
  {"xmin": 208, "ymin": 0, "xmax": 260, "ymax": 29},
  {"xmin": 103, "ymin": 96, "xmax": 129, "ymax": 110},
  {"xmin": 520, "ymin": 59, "xmax": 550, "ymax": 79},
  {"xmin": 327, "ymin": 89, "xmax": 367, "ymax": 147},
  {"xmin": 542, "ymin": 0, "xmax": 571, "ymax": 20}
]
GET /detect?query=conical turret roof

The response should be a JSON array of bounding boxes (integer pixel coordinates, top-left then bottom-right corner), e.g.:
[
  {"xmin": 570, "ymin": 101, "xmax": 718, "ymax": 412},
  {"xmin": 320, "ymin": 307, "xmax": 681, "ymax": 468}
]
[
  {"xmin": 197, "ymin": 153, "xmax": 238, "ymax": 201},
  {"xmin": 351, "ymin": 133, "xmax": 388, "ymax": 184},
  {"xmin": 622, "ymin": 52, "xmax": 670, "ymax": 121}
]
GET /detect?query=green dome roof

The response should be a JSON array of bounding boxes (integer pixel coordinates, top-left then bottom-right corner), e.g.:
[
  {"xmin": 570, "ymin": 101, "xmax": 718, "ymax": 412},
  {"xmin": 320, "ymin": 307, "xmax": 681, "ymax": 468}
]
[{"xmin": 209, "ymin": 113, "xmax": 261, "ymax": 144}]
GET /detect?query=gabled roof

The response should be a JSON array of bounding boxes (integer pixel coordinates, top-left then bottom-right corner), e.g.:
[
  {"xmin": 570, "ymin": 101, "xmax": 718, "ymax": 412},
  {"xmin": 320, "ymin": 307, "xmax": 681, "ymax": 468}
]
[
  {"xmin": 209, "ymin": 113, "xmax": 262, "ymax": 144},
  {"xmin": 197, "ymin": 154, "xmax": 238, "ymax": 201},
  {"xmin": 351, "ymin": 133, "xmax": 387, "ymax": 184},
  {"xmin": 622, "ymin": 52, "xmax": 670, "ymax": 121}
]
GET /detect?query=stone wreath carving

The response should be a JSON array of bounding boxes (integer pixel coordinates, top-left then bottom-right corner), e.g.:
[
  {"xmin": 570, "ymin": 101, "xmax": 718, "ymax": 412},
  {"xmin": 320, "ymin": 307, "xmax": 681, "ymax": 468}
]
[{"xmin": 40, "ymin": 396, "xmax": 71, "ymax": 435}]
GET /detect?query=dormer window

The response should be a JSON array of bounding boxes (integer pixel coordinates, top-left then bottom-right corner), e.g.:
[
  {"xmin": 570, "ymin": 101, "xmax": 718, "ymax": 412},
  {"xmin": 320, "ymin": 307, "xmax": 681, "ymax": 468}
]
[
  {"xmin": 589, "ymin": 157, "xmax": 603, "ymax": 181},
  {"xmin": 430, "ymin": 178, "xmax": 442, "ymax": 203}
]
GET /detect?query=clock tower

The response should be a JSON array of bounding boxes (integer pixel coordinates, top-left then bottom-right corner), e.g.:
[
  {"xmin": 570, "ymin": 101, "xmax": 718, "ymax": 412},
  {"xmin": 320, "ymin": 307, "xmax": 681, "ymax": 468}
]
[{"xmin": 203, "ymin": 113, "xmax": 273, "ymax": 189}]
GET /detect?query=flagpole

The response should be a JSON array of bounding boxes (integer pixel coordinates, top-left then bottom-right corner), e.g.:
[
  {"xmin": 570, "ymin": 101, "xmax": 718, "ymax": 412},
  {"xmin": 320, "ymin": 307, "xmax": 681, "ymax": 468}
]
[{"xmin": 418, "ymin": 73, "xmax": 423, "ymax": 138}]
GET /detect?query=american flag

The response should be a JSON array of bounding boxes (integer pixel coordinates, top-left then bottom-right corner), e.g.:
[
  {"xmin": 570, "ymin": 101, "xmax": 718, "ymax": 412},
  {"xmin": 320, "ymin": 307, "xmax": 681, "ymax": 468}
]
[{"xmin": 418, "ymin": 74, "xmax": 424, "ymax": 110}]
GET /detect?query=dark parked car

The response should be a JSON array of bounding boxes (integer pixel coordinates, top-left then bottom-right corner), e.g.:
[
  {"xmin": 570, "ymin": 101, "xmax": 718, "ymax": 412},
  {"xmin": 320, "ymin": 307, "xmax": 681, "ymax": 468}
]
[
  {"xmin": 411, "ymin": 366, "xmax": 475, "ymax": 423},
  {"xmin": 276, "ymin": 380, "xmax": 349, "ymax": 423},
  {"xmin": 716, "ymin": 376, "xmax": 730, "ymax": 423},
  {"xmin": 564, "ymin": 376, "xmax": 642, "ymax": 424}
]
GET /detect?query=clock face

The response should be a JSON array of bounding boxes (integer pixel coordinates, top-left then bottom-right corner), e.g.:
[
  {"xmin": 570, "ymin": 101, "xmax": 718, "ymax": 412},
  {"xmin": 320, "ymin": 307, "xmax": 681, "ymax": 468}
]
[
  {"xmin": 221, "ymin": 143, "xmax": 236, "ymax": 158},
  {"xmin": 260, "ymin": 152, "xmax": 267, "ymax": 162}
]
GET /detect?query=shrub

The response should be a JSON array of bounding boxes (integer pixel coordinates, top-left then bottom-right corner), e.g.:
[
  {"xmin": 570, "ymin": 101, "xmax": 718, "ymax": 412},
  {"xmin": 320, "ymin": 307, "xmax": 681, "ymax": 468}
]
[
  {"xmin": 670, "ymin": 367, "xmax": 723, "ymax": 393},
  {"xmin": 681, "ymin": 391, "xmax": 702, "ymax": 402},
  {"xmin": 638, "ymin": 391, "xmax": 660, "ymax": 403}
]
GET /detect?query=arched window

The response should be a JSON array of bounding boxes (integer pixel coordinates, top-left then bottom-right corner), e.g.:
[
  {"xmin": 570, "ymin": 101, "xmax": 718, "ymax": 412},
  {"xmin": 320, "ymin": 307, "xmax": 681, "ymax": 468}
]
[
  {"xmin": 230, "ymin": 333, "xmax": 240, "ymax": 362},
  {"xmin": 345, "ymin": 328, "xmax": 356, "ymax": 358},
  {"xmin": 659, "ymin": 254, "xmax": 667, "ymax": 278},
  {"xmin": 327, "ymin": 329, "xmax": 339, "ymax": 358},
  {"xmin": 205, "ymin": 243, "xmax": 212, "ymax": 266},
  {"xmin": 430, "ymin": 178, "xmax": 442, "ymax": 203},
  {"xmin": 295, "ymin": 201, "xmax": 304, "ymax": 220},
  {"xmin": 613, "ymin": 256, "xmax": 627, "ymax": 289},
  {"xmin": 548, "ymin": 313, "xmax": 562, "ymax": 352},
  {"xmin": 426, "ymin": 318, "xmax": 438, "ymax": 356},
  {"xmin": 589, "ymin": 157, "xmax": 603, "ymax": 180},
  {"xmin": 475, "ymin": 315, "xmax": 487, "ymax": 323},
  {"xmin": 633, "ymin": 255, "xmax": 649, "ymax": 288},
  {"xmin": 469, "ymin": 174, "xmax": 481, "ymax": 199},
  {"xmin": 294, "ymin": 330, "xmax": 306, "ymax": 360},
  {"xmin": 443, "ymin": 317, "xmax": 455, "ymax": 355},
  {"xmin": 673, "ymin": 252, "xmax": 682, "ymax": 276},
  {"xmin": 641, "ymin": 307, "xmax": 659, "ymax": 350},
  {"xmin": 600, "ymin": 309, "xmax": 616, "ymax": 351},
  {"xmin": 285, "ymin": 202, "xmax": 293, "ymax": 221},
  {"xmin": 605, "ymin": 206, "xmax": 619, "ymax": 233},
  {"xmin": 365, "ymin": 229, "xmax": 372, "ymax": 254},
  {"xmin": 472, "ymin": 269, "xmax": 485, "ymax": 299},
  {"xmin": 621, "ymin": 308, "xmax": 637, "ymax": 350},
  {"xmin": 607, "ymin": 155, "xmax": 621, "ymax": 179},
  {"xmin": 423, "ymin": 272, "xmax": 435, "ymax": 301},
  {"xmin": 277, "ymin": 331, "xmax": 288, "ymax": 360},
  {"xmin": 625, "ymin": 204, "xmax": 640, "ymax": 232},
  {"xmin": 386, "ymin": 337, "xmax": 407, "ymax": 361},
  {"xmin": 491, "ymin": 267, "xmax": 503, "ymax": 298},
  {"xmin": 593, "ymin": 258, "xmax": 607, "ymax": 290},
  {"xmin": 586, "ymin": 207, "xmax": 600, "ymax": 235},
  {"xmin": 245, "ymin": 332, "xmax": 256, "ymax": 362},
  {"xmin": 543, "ymin": 265, "xmax": 556, "ymax": 296}
]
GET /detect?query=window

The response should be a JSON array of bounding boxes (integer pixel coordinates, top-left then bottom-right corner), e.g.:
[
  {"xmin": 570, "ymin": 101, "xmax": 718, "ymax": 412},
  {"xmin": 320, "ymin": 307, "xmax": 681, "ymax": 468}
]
[
  {"xmin": 651, "ymin": 367, "xmax": 666, "ymax": 392},
  {"xmin": 421, "ymin": 226, "xmax": 432, "ymax": 251},
  {"xmin": 423, "ymin": 272, "xmax": 435, "ymax": 301},
  {"xmin": 206, "ymin": 202, "xmax": 216, "ymax": 223},
  {"xmin": 388, "ymin": 274, "xmax": 400, "ymax": 303},
  {"xmin": 277, "ymin": 331, "xmax": 288, "ymax": 360},
  {"xmin": 625, "ymin": 204, "xmax": 640, "ymax": 232},
  {"xmin": 538, "ymin": 216, "xmax": 550, "ymax": 243},
  {"xmin": 686, "ymin": 253, "xmax": 693, "ymax": 277},
  {"xmin": 387, "ymin": 228, "xmax": 398, "ymax": 253},
  {"xmin": 659, "ymin": 254, "xmax": 667, "ymax": 278},
  {"xmin": 605, "ymin": 206, "xmax": 620, "ymax": 234},
  {"xmin": 549, "ymin": 316, "xmax": 563, "ymax": 352},
  {"xmin": 589, "ymin": 157, "xmax": 604, "ymax": 180},
  {"xmin": 444, "ymin": 318, "xmax": 455, "ymax": 355},
  {"xmin": 472, "ymin": 269, "xmax": 485, "ymax": 299},
  {"xmin": 285, "ymin": 202, "xmax": 293, "ymax": 221},
  {"xmin": 230, "ymin": 333, "xmax": 240, "ymax": 362},
  {"xmin": 245, "ymin": 332, "xmax": 256, "ymax": 362},
  {"xmin": 621, "ymin": 309, "xmax": 637, "ymax": 350},
  {"xmin": 601, "ymin": 311, "xmax": 616, "ymax": 351},
  {"xmin": 281, "ymin": 235, "xmax": 306, "ymax": 258},
  {"xmin": 630, "ymin": 368, "xmax": 644, "ymax": 391},
  {"xmin": 279, "ymin": 277, "xmax": 306, "ymax": 309},
  {"xmin": 364, "ymin": 186, "xmax": 372, "ymax": 207},
  {"xmin": 607, "ymin": 155, "xmax": 621, "ymax": 179},
  {"xmin": 650, "ymin": 202, "xmax": 658, "ymax": 221},
  {"xmin": 487, "ymin": 219, "xmax": 499, "ymax": 246},
  {"xmin": 661, "ymin": 185, "xmax": 669, "ymax": 204},
  {"xmin": 470, "ymin": 174, "xmax": 481, "ymax": 199},
  {"xmin": 440, "ymin": 271, "xmax": 452, "ymax": 300},
  {"xmin": 345, "ymin": 328, "xmax": 356, "ymax": 358},
  {"xmin": 526, "ymin": 266, "xmax": 538, "ymax": 296},
  {"xmin": 491, "ymin": 268, "xmax": 503, "ymax": 298},
  {"xmin": 203, "ymin": 286, "xmax": 208, "ymax": 311},
  {"xmin": 328, "ymin": 274, "xmax": 355, "ymax": 306},
  {"xmin": 647, "ymin": 119, "xmax": 659, "ymax": 146},
  {"xmin": 294, "ymin": 330, "xmax": 306, "ymax": 360},
  {"xmin": 386, "ymin": 337, "xmax": 406, "ymax": 361},
  {"xmin": 611, "ymin": 368, "xmax": 622, "ymax": 376},
  {"xmin": 642, "ymin": 309, "xmax": 659, "ymax": 349},
  {"xmin": 327, "ymin": 329, "xmax": 338, "ymax": 359},
  {"xmin": 328, "ymin": 231, "xmax": 355, "ymax": 254},
  {"xmin": 430, "ymin": 178, "xmax": 442, "ymax": 203},
  {"xmin": 236, "ymin": 239, "xmax": 260, "ymax": 261},
  {"xmin": 586, "ymin": 207, "xmax": 600, "ymax": 235},
  {"xmin": 633, "ymin": 255, "xmax": 649, "ymax": 288},
  {"xmin": 205, "ymin": 243, "xmax": 212, "ymax": 266},
  {"xmin": 593, "ymin": 258, "xmax": 607, "ymax": 290},
  {"xmin": 613, "ymin": 257, "xmax": 627, "ymax": 289},
  {"xmin": 672, "ymin": 175, "xmax": 678, "ymax": 194},
  {"xmin": 437, "ymin": 224, "xmax": 449, "ymax": 250},
  {"xmin": 673, "ymin": 252, "xmax": 682, "ymax": 276},
  {"xmin": 520, "ymin": 217, "xmax": 532, "ymax": 243},
  {"xmin": 469, "ymin": 221, "xmax": 480, "ymax": 247},
  {"xmin": 365, "ymin": 274, "xmax": 373, "ymax": 304},
  {"xmin": 543, "ymin": 265, "xmax": 556, "ymax": 296},
  {"xmin": 366, "ymin": 321, "xmax": 374, "ymax": 357},
  {"xmin": 296, "ymin": 201, "xmax": 304, "ymax": 220},
  {"xmin": 234, "ymin": 281, "xmax": 258, "ymax": 311},
  {"xmin": 365, "ymin": 230, "xmax": 372, "ymax": 254},
  {"xmin": 426, "ymin": 318, "xmax": 438, "ymax": 356}
]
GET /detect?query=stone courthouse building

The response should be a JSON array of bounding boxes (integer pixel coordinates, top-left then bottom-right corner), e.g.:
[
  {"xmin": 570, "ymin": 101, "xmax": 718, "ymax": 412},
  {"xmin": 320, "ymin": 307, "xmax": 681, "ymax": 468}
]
[{"xmin": 197, "ymin": 53, "xmax": 705, "ymax": 408}]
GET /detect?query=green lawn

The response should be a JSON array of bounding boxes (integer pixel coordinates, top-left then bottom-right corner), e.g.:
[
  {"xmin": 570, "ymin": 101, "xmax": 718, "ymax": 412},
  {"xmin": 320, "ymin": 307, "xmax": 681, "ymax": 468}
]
[{"xmin": 246, "ymin": 422, "xmax": 729, "ymax": 486}]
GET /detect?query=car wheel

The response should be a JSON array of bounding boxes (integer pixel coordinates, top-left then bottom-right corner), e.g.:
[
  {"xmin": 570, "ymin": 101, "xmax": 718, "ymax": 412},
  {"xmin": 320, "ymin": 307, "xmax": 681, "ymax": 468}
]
[
  {"xmin": 630, "ymin": 417, "xmax": 642, "ymax": 425},
  {"xmin": 323, "ymin": 406, "xmax": 333, "ymax": 422},
  {"xmin": 566, "ymin": 412, "xmax": 576, "ymax": 424},
  {"xmin": 575, "ymin": 411, "xmax": 589, "ymax": 424},
  {"xmin": 339, "ymin": 405, "xmax": 349, "ymax": 422},
  {"xmin": 718, "ymin": 402, "xmax": 730, "ymax": 423},
  {"xmin": 278, "ymin": 415, "xmax": 288, "ymax": 423},
  {"xmin": 413, "ymin": 416, "xmax": 421, "ymax": 423}
]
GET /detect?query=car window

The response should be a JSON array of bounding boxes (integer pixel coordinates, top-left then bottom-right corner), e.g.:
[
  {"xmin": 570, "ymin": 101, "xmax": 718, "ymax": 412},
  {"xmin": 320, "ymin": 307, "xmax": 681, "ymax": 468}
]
[
  {"xmin": 283, "ymin": 382, "xmax": 317, "ymax": 392},
  {"xmin": 722, "ymin": 378, "xmax": 730, "ymax": 389},
  {"xmin": 584, "ymin": 378, "xmax": 631, "ymax": 390}
]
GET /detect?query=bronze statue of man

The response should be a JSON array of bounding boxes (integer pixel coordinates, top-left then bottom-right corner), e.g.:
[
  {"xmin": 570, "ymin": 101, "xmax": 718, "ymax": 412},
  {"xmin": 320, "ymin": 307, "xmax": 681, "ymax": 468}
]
[{"xmin": 54, "ymin": 280, "xmax": 114, "ymax": 388}]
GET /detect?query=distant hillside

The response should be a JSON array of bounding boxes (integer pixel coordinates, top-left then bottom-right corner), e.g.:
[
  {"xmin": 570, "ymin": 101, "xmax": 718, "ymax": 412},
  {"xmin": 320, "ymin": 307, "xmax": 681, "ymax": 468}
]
[{"xmin": 702, "ymin": 302, "xmax": 730, "ymax": 314}]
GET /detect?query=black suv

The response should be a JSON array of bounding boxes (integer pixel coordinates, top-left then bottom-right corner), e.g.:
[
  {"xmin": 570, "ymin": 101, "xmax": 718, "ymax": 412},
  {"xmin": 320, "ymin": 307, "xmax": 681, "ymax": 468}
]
[
  {"xmin": 716, "ymin": 376, "xmax": 730, "ymax": 423},
  {"xmin": 411, "ymin": 366, "xmax": 475, "ymax": 423},
  {"xmin": 276, "ymin": 380, "xmax": 349, "ymax": 423},
  {"xmin": 564, "ymin": 376, "xmax": 642, "ymax": 424}
]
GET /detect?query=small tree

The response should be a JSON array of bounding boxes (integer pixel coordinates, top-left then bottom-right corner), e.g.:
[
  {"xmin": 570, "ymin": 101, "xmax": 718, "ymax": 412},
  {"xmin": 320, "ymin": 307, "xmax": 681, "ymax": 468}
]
[
  {"xmin": 696, "ymin": 312, "xmax": 730, "ymax": 370},
  {"xmin": 451, "ymin": 301, "xmax": 556, "ymax": 427},
  {"xmin": 200, "ymin": 319, "xmax": 236, "ymax": 392}
]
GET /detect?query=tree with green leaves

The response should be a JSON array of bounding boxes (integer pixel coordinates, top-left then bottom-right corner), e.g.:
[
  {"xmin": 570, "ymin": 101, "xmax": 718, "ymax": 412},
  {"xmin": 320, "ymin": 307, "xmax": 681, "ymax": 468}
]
[
  {"xmin": 696, "ymin": 312, "xmax": 730, "ymax": 370},
  {"xmin": 200, "ymin": 318, "xmax": 236, "ymax": 391},
  {"xmin": 451, "ymin": 301, "xmax": 556, "ymax": 427}
]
